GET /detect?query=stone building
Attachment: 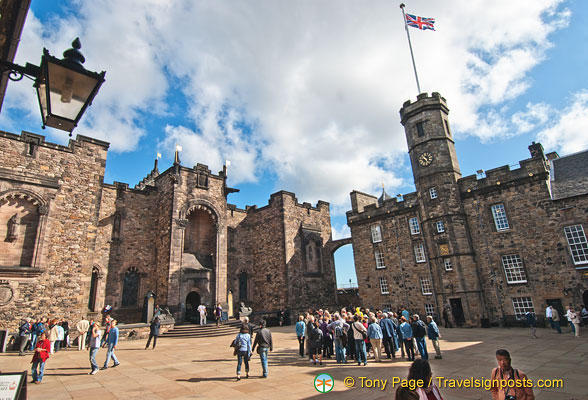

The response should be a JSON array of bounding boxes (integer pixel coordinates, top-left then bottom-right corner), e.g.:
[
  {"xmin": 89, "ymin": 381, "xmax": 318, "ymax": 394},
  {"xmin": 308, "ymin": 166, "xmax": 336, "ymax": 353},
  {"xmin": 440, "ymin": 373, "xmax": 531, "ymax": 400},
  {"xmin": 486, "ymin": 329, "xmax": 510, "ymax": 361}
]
[
  {"xmin": 0, "ymin": 130, "xmax": 338, "ymax": 330},
  {"xmin": 347, "ymin": 92, "xmax": 588, "ymax": 326}
]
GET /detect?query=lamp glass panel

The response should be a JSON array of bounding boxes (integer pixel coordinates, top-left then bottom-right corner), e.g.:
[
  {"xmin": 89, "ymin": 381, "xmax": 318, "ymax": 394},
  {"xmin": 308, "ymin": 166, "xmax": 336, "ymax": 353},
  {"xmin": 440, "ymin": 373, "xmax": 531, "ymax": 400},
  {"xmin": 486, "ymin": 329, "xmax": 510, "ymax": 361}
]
[{"xmin": 47, "ymin": 61, "xmax": 98, "ymax": 120}]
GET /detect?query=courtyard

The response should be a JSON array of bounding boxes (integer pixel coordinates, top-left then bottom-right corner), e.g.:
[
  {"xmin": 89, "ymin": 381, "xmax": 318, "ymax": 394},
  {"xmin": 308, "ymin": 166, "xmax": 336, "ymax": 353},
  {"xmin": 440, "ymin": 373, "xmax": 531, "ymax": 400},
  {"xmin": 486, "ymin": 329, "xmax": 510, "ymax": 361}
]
[{"xmin": 1, "ymin": 324, "xmax": 587, "ymax": 399}]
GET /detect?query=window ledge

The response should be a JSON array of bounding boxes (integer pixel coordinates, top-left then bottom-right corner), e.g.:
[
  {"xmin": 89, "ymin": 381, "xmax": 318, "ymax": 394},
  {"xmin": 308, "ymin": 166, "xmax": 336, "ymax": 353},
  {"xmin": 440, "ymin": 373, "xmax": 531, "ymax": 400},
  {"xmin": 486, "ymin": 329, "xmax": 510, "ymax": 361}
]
[{"xmin": 0, "ymin": 266, "xmax": 44, "ymax": 278}]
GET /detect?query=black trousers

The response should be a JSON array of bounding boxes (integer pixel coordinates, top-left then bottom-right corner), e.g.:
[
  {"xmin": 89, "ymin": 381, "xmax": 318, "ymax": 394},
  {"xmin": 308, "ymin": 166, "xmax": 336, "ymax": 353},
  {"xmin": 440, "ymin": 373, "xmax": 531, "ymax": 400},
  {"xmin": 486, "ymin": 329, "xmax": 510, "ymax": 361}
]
[
  {"xmin": 404, "ymin": 339, "xmax": 415, "ymax": 361},
  {"xmin": 297, "ymin": 336, "xmax": 305, "ymax": 357},
  {"xmin": 146, "ymin": 334, "xmax": 158, "ymax": 348},
  {"xmin": 382, "ymin": 336, "xmax": 395, "ymax": 358}
]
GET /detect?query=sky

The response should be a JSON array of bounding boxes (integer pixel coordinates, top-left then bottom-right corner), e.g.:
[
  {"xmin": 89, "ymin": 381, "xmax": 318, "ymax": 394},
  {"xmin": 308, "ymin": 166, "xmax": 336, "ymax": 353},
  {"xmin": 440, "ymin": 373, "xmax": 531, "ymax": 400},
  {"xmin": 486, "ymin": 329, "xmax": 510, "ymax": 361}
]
[{"xmin": 1, "ymin": 0, "xmax": 587, "ymax": 287}]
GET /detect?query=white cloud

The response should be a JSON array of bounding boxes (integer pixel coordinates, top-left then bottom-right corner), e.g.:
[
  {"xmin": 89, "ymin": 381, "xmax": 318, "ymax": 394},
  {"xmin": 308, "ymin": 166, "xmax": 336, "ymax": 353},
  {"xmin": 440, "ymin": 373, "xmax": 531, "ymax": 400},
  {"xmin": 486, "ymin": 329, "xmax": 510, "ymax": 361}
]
[
  {"xmin": 512, "ymin": 103, "xmax": 553, "ymax": 134},
  {"xmin": 0, "ymin": 0, "xmax": 571, "ymax": 212},
  {"xmin": 536, "ymin": 91, "xmax": 588, "ymax": 154},
  {"xmin": 331, "ymin": 223, "xmax": 351, "ymax": 241}
]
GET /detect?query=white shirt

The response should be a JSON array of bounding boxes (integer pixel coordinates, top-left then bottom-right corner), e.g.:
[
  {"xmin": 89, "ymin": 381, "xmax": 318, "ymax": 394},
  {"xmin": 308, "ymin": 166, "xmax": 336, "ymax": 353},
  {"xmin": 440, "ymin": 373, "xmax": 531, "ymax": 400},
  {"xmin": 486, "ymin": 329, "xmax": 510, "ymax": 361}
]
[
  {"xmin": 545, "ymin": 307, "xmax": 552, "ymax": 318},
  {"xmin": 90, "ymin": 329, "xmax": 102, "ymax": 348},
  {"xmin": 565, "ymin": 309, "xmax": 573, "ymax": 321},
  {"xmin": 197, "ymin": 305, "xmax": 207, "ymax": 315}
]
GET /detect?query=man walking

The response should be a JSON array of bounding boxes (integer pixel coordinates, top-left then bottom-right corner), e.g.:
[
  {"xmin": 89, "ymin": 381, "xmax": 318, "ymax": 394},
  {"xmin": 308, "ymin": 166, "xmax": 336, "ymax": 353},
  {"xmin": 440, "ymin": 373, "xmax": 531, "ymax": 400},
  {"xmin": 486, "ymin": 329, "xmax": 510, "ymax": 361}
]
[
  {"xmin": 76, "ymin": 316, "xmax": 90, "ymax": 351},
  {"xmin": 252, "ymin": 320, "xmax": 273, "ymax": 378},
  {"xmin": 101, "ymin": 319, "xmax": 120, "ymax": 370},
  {"xmin": 18, "ymin": 318, "xmax": 31, "ymax": 356},
  {"xmin": 545, "ymin": 304, "xmax": 554, "ymax": 330},
  {"xmin": 550, "ymin": 306, "xmax": 562, "ymax": 334},
  {"xmin": 525, "ymin": 311, "xmax": 538, "ymax": 339},
  {"xmin": 426, "ymin": 315, "xmax": 442, "ymax": 359}
]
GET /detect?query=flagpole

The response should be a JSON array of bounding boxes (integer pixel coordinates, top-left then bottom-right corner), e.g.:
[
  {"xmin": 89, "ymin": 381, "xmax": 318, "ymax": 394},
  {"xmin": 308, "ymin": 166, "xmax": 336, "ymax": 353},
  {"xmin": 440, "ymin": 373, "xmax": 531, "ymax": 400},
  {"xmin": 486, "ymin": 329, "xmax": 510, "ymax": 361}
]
[{"xmin": 400, "ymin": 3, "xmax": 421, "ymax": 94}]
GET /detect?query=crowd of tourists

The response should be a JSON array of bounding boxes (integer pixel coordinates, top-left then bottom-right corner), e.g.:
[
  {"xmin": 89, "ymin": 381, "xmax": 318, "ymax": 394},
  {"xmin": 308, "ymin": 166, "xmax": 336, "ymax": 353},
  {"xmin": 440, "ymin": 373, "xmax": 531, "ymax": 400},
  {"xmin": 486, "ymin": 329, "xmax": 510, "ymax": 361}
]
[{"xmin": 294, "ymin": 306, "xmax": 442, "ymax": 367}]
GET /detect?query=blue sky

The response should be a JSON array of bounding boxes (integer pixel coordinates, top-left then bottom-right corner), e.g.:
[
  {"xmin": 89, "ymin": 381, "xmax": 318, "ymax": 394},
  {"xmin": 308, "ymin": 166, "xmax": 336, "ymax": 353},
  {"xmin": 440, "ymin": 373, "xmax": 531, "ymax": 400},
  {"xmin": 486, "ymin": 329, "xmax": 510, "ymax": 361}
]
[{"xmin": 2, "ymin": 0, "xmax": 587, "ymax": 287}]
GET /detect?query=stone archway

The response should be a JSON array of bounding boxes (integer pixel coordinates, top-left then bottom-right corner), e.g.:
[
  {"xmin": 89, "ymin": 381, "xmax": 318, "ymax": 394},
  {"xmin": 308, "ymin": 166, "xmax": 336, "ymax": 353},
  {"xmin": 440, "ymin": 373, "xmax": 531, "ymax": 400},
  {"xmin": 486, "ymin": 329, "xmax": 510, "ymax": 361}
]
[{"xmin": 185, "ymin": 291, "xmax": 201, "ymax": 323}]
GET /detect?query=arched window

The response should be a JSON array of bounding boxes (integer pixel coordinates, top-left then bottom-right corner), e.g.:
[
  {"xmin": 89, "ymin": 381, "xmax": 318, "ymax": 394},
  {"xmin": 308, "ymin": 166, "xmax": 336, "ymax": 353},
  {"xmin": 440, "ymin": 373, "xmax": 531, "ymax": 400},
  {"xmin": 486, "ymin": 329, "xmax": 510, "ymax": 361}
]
[
  {"xmin": 88, "ymin": 267, "xmax": 100, "ymax": 311},
  {"xmin": 122, "ymin": 267, "xmax": 139, "ymax": 307},
  {"xmin": 238, "ymin": 271, "xmax": 248, "ymax": 301}
]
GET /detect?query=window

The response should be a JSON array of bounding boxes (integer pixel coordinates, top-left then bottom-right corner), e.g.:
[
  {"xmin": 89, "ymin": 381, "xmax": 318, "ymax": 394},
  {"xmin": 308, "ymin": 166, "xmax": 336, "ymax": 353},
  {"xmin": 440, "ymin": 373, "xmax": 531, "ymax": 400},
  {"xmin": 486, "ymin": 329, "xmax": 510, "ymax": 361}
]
[
  {"xmin": 383, "ymin": 303, "xmax": 393, "ymax": 312},
  {"xmin": 564, "ymin": 225, "xmax": 588, "ymax": 266},
  {"xmin": 414, "ymin": 243, "xmax": 426, "ymax": 263},
  {"xmin": 416, "ymin": 122, "xmax": 425, "ymax": 137},
  {"xmin": 420, "ymin": 277, "xmax": 433, "ymax": 295},
  {"xmin": 511, "ymin": 297, "xmax": 534, "ymax": 319},
  {"xmin": 436, "ymin": 221, "xmax": 445, "ymax": 233},
  {"xmin": 425, "ymin": 304, "xmax": 435, "ymax": 317},
  {"xmin": 379, "ymin": 277, "xmax": 389, "ymax": 294},
  {"xmin": 443, "ymin": 258, "xmax": 453, "ymax": 271},
  {"xmin": 409, "ymin": 217, "xmax": 420, "ymax": 235},
  {"xmin": 429, "ymin": 187, "xmax": 438, "ymax": 199},
  {"xmin": 371, "ymin": 224, "xmax": 382, "ymax": 243},
  {"xmin": 121, "ymin": 267, "xmax": 139, "ymax": 307},
  {"xmin": 375, "ymin": 249, "xmax": 386, "ymax": 269},
  {"xmin": 444, "ymin": 120, "xmax": 451, "ymax": 137},
  {"xmin": 239, "ymin": 271, "xmax": 248, "ymax": 300},
  {"xmin": 491, "ymin": 204, "xmax": 510, "ymax": 231},
  {"xmin": 501, "ymin": 254, "xmax": 527, "ymax": 284}
]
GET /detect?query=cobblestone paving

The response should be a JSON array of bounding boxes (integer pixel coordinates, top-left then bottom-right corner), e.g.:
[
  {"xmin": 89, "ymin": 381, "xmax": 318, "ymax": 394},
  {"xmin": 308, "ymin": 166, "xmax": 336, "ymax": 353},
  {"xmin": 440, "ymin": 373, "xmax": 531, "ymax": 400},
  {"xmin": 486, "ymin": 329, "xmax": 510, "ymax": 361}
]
[{"xmin": 1, "ymin": 325, "xmax": 587, "ymax": 399}]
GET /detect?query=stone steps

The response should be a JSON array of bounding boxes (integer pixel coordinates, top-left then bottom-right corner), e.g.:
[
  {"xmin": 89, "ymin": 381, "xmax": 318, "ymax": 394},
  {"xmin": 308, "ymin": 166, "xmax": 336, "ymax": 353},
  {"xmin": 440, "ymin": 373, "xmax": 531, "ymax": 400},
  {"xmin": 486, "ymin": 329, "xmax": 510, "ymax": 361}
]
[{"xmin": 161, "ymin": 321, "xmax": 244, "ymax": 339}]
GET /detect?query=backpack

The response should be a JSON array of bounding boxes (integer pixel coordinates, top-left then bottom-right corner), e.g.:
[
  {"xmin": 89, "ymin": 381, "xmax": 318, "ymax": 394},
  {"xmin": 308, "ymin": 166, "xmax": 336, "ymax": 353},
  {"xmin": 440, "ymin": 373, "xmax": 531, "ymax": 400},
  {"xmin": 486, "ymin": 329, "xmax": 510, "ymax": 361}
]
[
  {"xmin": 334, "ymin": 324, "xmax": 344, "ymax": 338},
  {"xmin": 413, "ymin": 320, "xmax": 426, "ymax": 338}
]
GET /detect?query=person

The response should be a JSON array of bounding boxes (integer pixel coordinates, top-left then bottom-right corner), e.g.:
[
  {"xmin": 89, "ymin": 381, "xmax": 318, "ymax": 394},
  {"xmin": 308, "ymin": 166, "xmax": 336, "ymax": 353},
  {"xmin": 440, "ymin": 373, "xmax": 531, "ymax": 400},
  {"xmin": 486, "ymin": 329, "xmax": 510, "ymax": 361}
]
[
  {"xmin": 346, "ymin": 314, "xmax": 356, "ymax": 361},
  {"xmin": 76, "ymin": 316, "xmax": 90, "ymax": 351},
  {"xmin": 367, "ymin": 316, "xmax": 383, "ymax": 362},
  {"xmin": 412, "ymin": 314, "xmax": 428, "ymax": 360},
  {"xmin": 55, "ymin": 321, "xmax": 64, "ymax": 352},
  {"xmin": 442, "ymin": 307, "xmax": 452, "ymax": 329},
  {"xmin": 545, "ymin": 304, "xmax": 554, "ymax": 329},
  {"xmin": 18, "ymin": 318, "xmax": 31, "ymax": 356},
  {"xmin": 525, "ymin": 311, "xmax": 537, "ymax": 339},
  {"xmin": 233, "ymin": 325, "xmax": 251, "ymax": 380},
  {"xmin": 30, "ymin": 332, "xmax": 51, "ymax": 384},
  {"xmin": 215, "ymin": 303, "xmax": 223, "ymax": 327},
  {"xmin": 490, "ymin": 349, "xmax": 534, "ymax": 400},
  {"xmin": 295, "ymin": 315, "xmax": 306, "ymax": 357},
  {"xmin": 242, "ymin": 316, "xmax": 256, "ymax": 337},
  {"xmin": 401, "ymin": 306, "xmax": 410, "ymax": 321},
  {"xmin": 62, "ymin": 320, "xmax": 70, "ymax": 348},
  {"xmin": 48, "ymin": 319, "xmax": 59, "ymax": 354},
  {"xmin": 395, "ymin": 359, "xmax": 444, "ymax": 400},
  {"xmin": 308, "ymin": 320, "xmax": 323, "ymax": 365},
  {"xmin": 145, "ymin": 316, "xmax": 160, "ymax": 349},
  {"xmin": 566, "ymin": 306, "xmax": 580, "ymax": 337},
  {"xmin": 89, "ymin": 322, "xmax": 102, "ymax": 375},
  {"xmin": 197, "ymin": 303, "xmax": 207, "ymax": 325},
  {"xmin": 153, "ymin": 304, "xmax": 162, "ymax": 318},
  {"xmin": 426, "ymin": 315, "xmax": 442, "ymax": 359},
  {"xmin": 305, "ymin": 315, "xmax": 315, "ymax": 361},
  {"xmin": 328, "ymin": 313, "xmax": 349, "ymax": 363},
  {"xmin": 319, "ymin": 316, "xmax": 333, "ymax": 359},
  {"xmin": 379, "ymin": 313, "xmax": 397, "ymax": 359},
  {"xmin": 252, "ymin": 320, "xmax": 273, "ymax": 378},
  {"xmin": 29, "ymin": 318, "xmax": 40, "ymax": 352},
  {"xmin": 101, "ymin": 315, "xmax": 112, "ymax": 348},
  {"xmin": 351, "ymin": 315, "xmax": 368, "ymax": 366},
  {"xmin": 581, "ymin": 305, "xmax": 588, "ymax": 327},
  {"xmin": 101, "ymin": 319, "xmax": 120, "ymax": 370},
  {"xmin": 550, "ymin": 306, "xmax": 562, "ymax": 334},
  {"xmin": 399, "ymin": 316, "xmax": 415, "ymax": 361}
]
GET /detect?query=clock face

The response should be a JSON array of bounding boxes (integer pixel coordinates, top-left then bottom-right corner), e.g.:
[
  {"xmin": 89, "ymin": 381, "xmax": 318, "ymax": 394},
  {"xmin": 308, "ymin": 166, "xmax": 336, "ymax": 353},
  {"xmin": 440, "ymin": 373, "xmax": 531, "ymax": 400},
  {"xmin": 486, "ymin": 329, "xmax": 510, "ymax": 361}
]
[{"xmin": 418, "ymin": 152, "xmax": 433, "ymax": 166}]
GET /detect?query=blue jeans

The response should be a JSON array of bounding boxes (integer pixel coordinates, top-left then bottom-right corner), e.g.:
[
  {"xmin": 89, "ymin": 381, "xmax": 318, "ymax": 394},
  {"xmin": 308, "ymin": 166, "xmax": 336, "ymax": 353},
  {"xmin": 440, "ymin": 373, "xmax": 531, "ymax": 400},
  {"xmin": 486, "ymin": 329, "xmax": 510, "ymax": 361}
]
[
  {"xmin": 354, "ymin": 340, "xmax": 367, "ymax": 365},
  {"xmin": 29, "ymin": 333, "xmax": 38, "ymax": 351},
  {"xmin": 90, "ymin": 347, "xmax": 99, "ymax": 371},
  {"xmin": 570, "ymin": 321, "xmax": 576, "ymax": 334},
  {"xmin": 259, "ymin": 347, "xmax": 269, "ymax": 377},
  {"xmin": 103, "ymin": 343, "xmax": 119, "ymax": 368},
  {"xmin": 415, "ymin": 337, "xmax": 428, "ymax": 359},
  {"xmin": 236, "ymin": 351, "xmax": 250, "ymax": 375},
  {"xmin": 31, "ymin": 360, "xmax": 45, "ymax": 382},
  {"xmin": 334, "ymin": 338, "xmax": 346, "ymax": 363}
]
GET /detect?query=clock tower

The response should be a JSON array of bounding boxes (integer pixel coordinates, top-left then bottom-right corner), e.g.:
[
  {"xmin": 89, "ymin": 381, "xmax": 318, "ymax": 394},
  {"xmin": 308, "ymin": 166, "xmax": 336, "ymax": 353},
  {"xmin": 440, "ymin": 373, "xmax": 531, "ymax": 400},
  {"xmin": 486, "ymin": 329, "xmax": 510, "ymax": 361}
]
[{"xmin": 399, "ymin": 92, "xmax": 487, "ymax": 326}]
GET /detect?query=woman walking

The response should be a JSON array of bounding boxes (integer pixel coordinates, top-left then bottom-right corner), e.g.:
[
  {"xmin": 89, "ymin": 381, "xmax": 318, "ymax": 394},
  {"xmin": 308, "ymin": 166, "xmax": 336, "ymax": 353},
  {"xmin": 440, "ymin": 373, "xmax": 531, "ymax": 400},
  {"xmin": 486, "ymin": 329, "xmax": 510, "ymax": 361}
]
[
  {"xmin": 233, "ymin": 325, "xmax": 252, "ymax": 380},
  {"xmin": 89, "ymin": 322, "xmax": 102, "ymax": 374},
  {"xmin": 145, "ymin": 316, "xmax": 160, "ymax": 349}
]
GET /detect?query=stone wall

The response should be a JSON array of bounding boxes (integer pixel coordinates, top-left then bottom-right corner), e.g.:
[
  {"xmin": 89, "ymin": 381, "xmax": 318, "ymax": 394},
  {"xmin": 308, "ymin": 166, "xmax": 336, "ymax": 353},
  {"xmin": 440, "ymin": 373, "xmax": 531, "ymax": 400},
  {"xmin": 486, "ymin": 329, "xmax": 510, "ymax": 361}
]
[{"xmin": 0, "ymin": 131, "xmax": 108, "ymax": 331}]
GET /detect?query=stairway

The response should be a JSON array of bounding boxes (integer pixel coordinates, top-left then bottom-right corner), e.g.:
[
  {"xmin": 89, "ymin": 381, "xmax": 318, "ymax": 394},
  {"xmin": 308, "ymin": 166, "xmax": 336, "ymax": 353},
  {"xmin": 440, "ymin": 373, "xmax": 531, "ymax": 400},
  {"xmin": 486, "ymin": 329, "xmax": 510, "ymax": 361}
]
[{"xmin": 161, "ymin": 320, "xmax": 243, "ymax": 339}]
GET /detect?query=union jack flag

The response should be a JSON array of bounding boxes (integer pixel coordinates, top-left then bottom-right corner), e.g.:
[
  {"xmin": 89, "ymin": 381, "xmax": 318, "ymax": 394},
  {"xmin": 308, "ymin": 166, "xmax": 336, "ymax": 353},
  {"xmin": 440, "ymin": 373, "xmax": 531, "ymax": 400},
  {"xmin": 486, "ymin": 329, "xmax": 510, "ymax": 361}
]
[{"xmin": 406, "ymin": 13, "xmax": 435, "ymax": 31}]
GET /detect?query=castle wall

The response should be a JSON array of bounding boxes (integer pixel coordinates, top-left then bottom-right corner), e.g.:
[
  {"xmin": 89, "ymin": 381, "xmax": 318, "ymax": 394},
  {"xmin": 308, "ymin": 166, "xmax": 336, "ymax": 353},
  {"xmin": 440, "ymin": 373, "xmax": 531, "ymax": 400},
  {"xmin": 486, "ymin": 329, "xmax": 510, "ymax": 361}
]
[{"xmin": 0, "ymin": 131, "xmax": 108, "ymax": 330}]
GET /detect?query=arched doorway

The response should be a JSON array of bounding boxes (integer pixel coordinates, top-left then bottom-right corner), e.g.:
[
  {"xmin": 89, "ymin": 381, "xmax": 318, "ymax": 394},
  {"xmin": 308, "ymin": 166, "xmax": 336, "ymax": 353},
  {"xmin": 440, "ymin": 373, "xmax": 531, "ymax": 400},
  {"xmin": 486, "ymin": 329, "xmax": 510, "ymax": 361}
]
[{"xmin": 185, "ymin": 291, "xmax": 201, "ymax": 323}]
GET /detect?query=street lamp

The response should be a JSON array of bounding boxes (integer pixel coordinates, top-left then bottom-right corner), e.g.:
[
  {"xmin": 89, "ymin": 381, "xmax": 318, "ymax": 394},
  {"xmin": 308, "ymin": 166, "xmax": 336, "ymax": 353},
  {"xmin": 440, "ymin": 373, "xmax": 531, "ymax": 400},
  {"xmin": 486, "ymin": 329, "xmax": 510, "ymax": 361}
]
[{"xmin": 0, "ymin": 38, "xmax": 105, "ymax": 135}]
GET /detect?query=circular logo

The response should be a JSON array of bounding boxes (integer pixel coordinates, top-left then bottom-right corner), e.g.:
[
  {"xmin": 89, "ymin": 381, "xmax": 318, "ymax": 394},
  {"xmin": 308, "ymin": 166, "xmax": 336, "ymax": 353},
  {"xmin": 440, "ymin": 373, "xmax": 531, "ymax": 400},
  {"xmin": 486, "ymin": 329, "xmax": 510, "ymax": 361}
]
[{"xmin": 314, "ymin": 373, "xmax": 334, "ymax": 393}]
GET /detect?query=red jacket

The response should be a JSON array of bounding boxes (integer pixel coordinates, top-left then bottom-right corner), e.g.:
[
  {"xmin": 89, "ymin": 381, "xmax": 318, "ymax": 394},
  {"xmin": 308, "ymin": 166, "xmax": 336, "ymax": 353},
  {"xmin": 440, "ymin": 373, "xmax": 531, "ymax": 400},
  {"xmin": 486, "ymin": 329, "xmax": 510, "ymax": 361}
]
[{"xmin": 31, "ymin": 339, "xmax": 51, "ymax": 363}]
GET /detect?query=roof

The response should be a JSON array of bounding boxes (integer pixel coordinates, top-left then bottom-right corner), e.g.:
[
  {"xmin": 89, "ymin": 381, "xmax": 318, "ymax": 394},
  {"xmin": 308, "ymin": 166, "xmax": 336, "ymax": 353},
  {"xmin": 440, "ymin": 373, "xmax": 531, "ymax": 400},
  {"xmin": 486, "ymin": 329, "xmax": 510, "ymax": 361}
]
[
  {"xmin": 378, "ymin": 187, "xmax": 392, "ymax": 205},
  {"xmin": 550, "ymin": 149, "xmax": 588, "ymax": 200}
]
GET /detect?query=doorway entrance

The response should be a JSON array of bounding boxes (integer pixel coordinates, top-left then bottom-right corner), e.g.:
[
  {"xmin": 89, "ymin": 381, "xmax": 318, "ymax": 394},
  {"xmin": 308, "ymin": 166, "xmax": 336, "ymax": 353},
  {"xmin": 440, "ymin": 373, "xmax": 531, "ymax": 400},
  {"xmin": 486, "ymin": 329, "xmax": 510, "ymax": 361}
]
[
  {"xmin": 186, "ymin": 291, "xmax": 201, "ymax": 323},
  {"xmin": 449, "ymin": 298, "xmax": 465, "ymax": 327}
]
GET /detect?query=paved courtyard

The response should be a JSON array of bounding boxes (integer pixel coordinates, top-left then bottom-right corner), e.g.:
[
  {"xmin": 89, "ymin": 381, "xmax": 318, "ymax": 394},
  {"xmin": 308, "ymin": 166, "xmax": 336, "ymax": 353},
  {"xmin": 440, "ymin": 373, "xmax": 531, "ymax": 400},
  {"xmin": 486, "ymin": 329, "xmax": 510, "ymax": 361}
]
[{"xmin": 1, "ymin": 325, "xmax": 587, "ymax": 399}]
